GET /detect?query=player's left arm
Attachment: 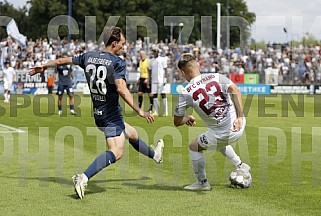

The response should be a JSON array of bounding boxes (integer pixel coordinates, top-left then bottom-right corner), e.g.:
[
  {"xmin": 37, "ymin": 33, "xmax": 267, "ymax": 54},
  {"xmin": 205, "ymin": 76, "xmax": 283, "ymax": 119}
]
[
  {"xmin": 29, "ymin": 57, "xmax": 73, "ymax": 76},
  {"xmin": 228, "ymin": 83, "xmax": 243, "ymax": 132},
  {"xmin": 115, "ymin": 78, "xmax": 154, "ymax": 123}
]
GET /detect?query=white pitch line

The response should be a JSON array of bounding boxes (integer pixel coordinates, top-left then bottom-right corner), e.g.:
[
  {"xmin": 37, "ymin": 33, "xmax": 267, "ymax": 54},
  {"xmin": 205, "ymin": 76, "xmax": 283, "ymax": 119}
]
[{"xmin": 0, "ymin": 124, "xmax": 26, "ymax": 133}]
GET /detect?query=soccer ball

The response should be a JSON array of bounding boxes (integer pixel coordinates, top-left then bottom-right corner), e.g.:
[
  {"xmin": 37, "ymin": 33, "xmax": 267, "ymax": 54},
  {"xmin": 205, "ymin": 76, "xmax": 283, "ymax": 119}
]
[{"xmin": 229, "ymin": 169, "xmax": 252, "ymax": 188}]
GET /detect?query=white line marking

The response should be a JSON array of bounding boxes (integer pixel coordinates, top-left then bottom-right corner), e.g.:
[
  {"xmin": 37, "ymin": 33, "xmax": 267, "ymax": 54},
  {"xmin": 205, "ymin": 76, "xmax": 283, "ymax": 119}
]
[{"xmin": 0, "ymin": 124, "xmax": 26, "ymax": 133}]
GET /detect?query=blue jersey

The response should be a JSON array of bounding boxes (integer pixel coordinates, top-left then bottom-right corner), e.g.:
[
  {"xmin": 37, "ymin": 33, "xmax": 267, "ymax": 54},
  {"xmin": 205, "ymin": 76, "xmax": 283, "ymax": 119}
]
[
  {"xmin": 72, "ymin": 51, "xmax": 126, "ymax": 129},
  {"xmin": 55, "ymin": 65, "xmax": 72, "ymax": 85}
]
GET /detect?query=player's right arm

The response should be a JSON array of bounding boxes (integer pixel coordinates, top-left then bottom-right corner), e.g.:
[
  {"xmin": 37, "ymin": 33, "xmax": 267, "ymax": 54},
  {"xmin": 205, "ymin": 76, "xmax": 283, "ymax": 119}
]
[
  {"xmin": 173, "ymin": 93, "xmax": 196, "ymax": 127},
  {"xmin": 29, "ymin": 57, "xmax": 73, "ymax": 76},
  {"xmin": 228, "ymin": 83, "xmax": 243, "ymax": 132},
  {"xmin": 174, "ymin": 115, "xmax": 196, "ymax": 127}
]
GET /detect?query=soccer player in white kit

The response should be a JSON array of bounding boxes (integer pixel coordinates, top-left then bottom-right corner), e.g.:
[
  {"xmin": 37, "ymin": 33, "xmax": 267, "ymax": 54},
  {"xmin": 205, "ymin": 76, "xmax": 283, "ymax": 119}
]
[
  {"xmin": 174, "ymin": 53, "xmax": 250, "ymax": 190},
  {"xmin": 149, "ymin": 48, "xmax": 168, "ymax": 116},
  {"xmin": 2, "ymin": 61, "xmax": 16, "ymax": 103}
]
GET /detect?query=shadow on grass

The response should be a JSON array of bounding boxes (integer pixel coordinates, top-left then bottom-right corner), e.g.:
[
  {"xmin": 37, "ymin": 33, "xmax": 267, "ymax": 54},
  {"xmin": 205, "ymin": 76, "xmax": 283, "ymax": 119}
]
[
  {"xmin": 1, "ymin": 175, "xmax": 153, "ymax": 199},
  {"xmin": 123, "ymin": 182, "xmax": 217, "ymax": 195}
]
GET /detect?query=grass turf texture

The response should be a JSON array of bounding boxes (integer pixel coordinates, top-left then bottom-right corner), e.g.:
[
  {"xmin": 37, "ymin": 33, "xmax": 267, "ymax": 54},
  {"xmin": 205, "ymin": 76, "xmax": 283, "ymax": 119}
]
[{"xmin": 0, "ymin": 94, "xmax": 320, "ymax": 215}]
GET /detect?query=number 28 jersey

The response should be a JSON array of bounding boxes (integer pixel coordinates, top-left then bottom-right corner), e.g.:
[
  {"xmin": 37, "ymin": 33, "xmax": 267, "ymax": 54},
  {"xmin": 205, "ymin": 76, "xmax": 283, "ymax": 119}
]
[
  {"xmin": 174, "ymin": 73, "xmax": 236, "ymax": 128},
  {"xmin": 72, "ymin": 51, "xmax": 126, "ymax": 127}
]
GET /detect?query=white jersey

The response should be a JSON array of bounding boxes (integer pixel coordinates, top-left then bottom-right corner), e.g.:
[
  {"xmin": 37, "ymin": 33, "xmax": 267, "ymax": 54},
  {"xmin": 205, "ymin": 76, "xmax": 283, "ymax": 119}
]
[
  {"xmin": 2, "ymin": 67, "xmax": 16, "ymax": 84},
  {"xmin": 175, "ymin": 73, "xmax": 236, "ymax": 129},
  {"xmin": 149, "ymin": 56, "xmax": 167, "ymax": 83}
]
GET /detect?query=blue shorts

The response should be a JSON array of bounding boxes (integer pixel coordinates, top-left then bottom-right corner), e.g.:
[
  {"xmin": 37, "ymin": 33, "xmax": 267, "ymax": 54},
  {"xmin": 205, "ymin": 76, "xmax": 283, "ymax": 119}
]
[
  {"xmin": 97, "ymin": 120, "xmax": 125, "ymax": 138},
  {"xmin": 57, "ymin": 84, "xmax": 73, "ymax": 96}
]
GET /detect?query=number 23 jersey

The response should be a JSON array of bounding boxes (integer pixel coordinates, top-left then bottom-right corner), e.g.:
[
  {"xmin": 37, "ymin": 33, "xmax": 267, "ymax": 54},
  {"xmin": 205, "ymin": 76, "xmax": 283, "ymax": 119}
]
[{"xmin": 174, "ymin": 73, "xmax": 236, "ymax": 129}]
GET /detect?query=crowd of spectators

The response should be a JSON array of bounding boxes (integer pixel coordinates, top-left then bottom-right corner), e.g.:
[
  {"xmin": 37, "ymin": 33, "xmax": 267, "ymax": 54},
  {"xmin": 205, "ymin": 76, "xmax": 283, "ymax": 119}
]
[{"xmin": 1, "ymin": 36, "xmax": 321, "ymax": 85}]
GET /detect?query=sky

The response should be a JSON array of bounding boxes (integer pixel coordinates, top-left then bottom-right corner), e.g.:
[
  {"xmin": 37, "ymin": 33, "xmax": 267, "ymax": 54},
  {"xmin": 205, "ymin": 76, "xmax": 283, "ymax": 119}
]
[
  {"xmin": 245, "ymin": 0, "xmax": 321, "ymax": 42},
  {"xmin": 10, "ymin": 0, "xmax": 321, "ymax": 43}
]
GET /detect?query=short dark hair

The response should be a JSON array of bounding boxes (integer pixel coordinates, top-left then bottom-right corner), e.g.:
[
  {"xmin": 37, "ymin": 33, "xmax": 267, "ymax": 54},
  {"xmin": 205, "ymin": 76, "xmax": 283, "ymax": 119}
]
[
  {"xmin": 177, "ymin": 53, "xmax": 195, "ymax": 70},
  {"xmin": 102, "ymin": 26, "xmax": 123, "ymax": 46}
]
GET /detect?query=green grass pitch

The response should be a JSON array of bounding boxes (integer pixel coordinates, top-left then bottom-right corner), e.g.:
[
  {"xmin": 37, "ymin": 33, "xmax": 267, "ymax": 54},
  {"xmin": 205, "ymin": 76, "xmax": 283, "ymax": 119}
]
[{"xmin": 0, "ymin": 94, "xmax": 320, "ymax": 215}]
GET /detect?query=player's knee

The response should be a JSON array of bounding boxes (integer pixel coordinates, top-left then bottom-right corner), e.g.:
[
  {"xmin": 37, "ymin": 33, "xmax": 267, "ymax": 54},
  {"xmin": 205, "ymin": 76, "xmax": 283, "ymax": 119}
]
[
  {"xmin": 188, "ymin": 143, "xmax": 196, "ymax": 151},
  {"xmin": 189, "ymin": 139, "xmax": 204, "ymax": 152},
  {"xmin": 111, "ymin": 148, "xmax": 124, "ymax": 160},
  {"xmin": 161, "ymin": 93, "xmax": 166, "ymax": 99}
]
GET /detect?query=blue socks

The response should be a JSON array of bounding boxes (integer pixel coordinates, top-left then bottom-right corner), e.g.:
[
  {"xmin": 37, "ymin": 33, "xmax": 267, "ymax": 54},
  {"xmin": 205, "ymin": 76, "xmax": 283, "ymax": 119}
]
[
  {"xmin": 129, "ymin": 137, "xmax": 155, "ymax": 159},
  {"xmin": 84, "ymin": 151, "xmax": 116, "ymax": 180},
  {"xmin": 83, "ymin": 138, "xmax": 153, "ymax": 180}
]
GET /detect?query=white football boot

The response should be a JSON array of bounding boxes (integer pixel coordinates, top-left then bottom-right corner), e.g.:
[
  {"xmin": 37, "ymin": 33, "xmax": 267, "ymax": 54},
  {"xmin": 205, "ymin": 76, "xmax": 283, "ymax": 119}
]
[
  {"xmin": 184, "ymin": 179, "xmax": 211, "ymax": 191},
  {"xmin": 72, "ymin": 173, "xmax": 88, "ymax": 199},
  {"xmin": 153, "ymin": 139, "xmax": 164, "ymax": 164},
  {"xmin": 238, "ymin": 162, "xmax": 251, "ymax": 173},
  {"xmin": 70, "ymin": 110, "xmax": 78, "ymax": 115}
]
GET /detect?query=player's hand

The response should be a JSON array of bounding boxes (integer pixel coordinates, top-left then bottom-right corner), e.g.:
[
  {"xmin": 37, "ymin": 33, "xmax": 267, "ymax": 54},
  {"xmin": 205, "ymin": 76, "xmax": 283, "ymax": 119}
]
[
  {"xmin": 29, "ymin": 65, "xmax": 46, "ymax": 76},
  {"xmin": 144, "ymin": 78, "xmax": 148, "ymax": 84},
  {"xmin": 231, "ymin": 117, "xmax": 243, "ymax": 132},
  {"xmin": 138, "ymin": 110, "xmax": 154, "ymax": 123},
  {"xmin": 186, "ymin": 115, "xmax": 196, "ymax": 126}
]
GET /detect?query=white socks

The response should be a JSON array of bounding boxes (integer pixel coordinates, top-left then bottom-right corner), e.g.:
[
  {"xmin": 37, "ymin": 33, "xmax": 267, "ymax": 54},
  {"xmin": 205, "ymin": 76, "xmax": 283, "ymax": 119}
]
[
  {"xmin": 153, "ymin": 97, "xmax": 168, "ymax": 115},
  {"xmin": 220, "ymin": 145, "xmax": 241, "ymax": 167},
  {"xmin": 82, "ymin": 173, "xmax": 89, "ymax": 182},
  {"xmin": 153, "ymin": 98, "xmax": 159, "ymax": 114},
  {"xmin": 189, "ymin": 150, "xmax": 207, "ymax": 182},
  {"xmin": 162, "ymin": 97, "xmax": 168, "ymax": 114}
]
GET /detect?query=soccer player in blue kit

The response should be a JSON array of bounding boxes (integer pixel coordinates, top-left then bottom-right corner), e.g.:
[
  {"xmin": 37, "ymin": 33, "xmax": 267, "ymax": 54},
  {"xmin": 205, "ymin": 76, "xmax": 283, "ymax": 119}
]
[
  {"xmin": 53, "ymin": 55, "xmax": 77, "ymax": 116},
  {"xmin": 29, "ymin": 26, "xmax": 164, "ymax": 199}
]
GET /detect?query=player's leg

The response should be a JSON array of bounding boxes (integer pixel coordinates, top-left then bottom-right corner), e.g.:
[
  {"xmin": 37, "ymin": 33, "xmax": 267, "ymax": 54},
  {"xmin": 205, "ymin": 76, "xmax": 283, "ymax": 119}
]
[
  {"xmin": 57, "ymin": 85, "xmax": 64, "ymax": 115},
  {"xmin": 148, "ymin": 93, "xmax": 153, "ymax": 112},
  {"xmin": 3, "ymin": 82, "xmax": 9, "ymax": 102},
  {"xmin": 124, "ymin": 122, "xmax": 164, "ymax": 163},
  {"xmin": 138, "ymin": 79, "xmax": 144, "ymax": 108},
  {"xmin": 73, "ymin": 132, "xmax": 126, "ymax": 199},
  {"xmin": 219, "ymin": 117, "xmax": 250, "ymax": 172},
  {"xmin": 6, "ymin": 89, "xmax": 11, "ymax": 102},
  {"xmin": 4, "ymin": 91, "xmax": 8, "ymax": 102},
  {"xmin": 184, "ymin": 138, "xmax": 210, "ymax": 190},
  {"xmin": 84, "ymin": 133, "xmax": 126, "ymax": 179},
  {"xmin": 219, "ymin": 145, "xmax": 250, "ymax": 172},
  {"xmin": 151, "ymin": 83, "xmax": 159, "ymax": 115},
  {"xmin": 67, "ymin": 85, "xmax": 77, "ymax": 115},
  {"xmin": 146, "ymin": 81, "xmax": 153, "ymax": 112},
  {"xmin": 159, "ymin": 83, "xmax": 168, "ymax": 116},
  {"xmin": 138, "ymin": 91, "xmax": 143, "ymax": 108},
  {"xmin": 161, "ymin": 93, "xmax": 168, "ymax": 116}
]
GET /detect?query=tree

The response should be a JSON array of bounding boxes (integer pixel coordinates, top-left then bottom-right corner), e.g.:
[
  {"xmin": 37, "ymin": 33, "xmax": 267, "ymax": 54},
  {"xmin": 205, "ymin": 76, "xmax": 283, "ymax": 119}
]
[
  {"xmin": 23, "ymin": 0, "xmax": 257, "ymax": 47},
  {"xmin": 0, "ymin": 1, "xmax": 28, "ymax": 39}
]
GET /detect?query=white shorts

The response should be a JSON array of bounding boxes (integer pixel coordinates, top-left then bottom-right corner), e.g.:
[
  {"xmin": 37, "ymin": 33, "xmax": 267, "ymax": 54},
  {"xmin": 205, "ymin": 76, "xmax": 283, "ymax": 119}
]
[
  {"xmin": 197, "ymin": 117, "xmax": 246, "ymax": 150},
  {"xmin": 151, "ymin": 83, "xmax": 166, "ymax": 94},
  {"xmin": 4, "ymin": 82, "xmax": 12, "ymax": 91}
]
